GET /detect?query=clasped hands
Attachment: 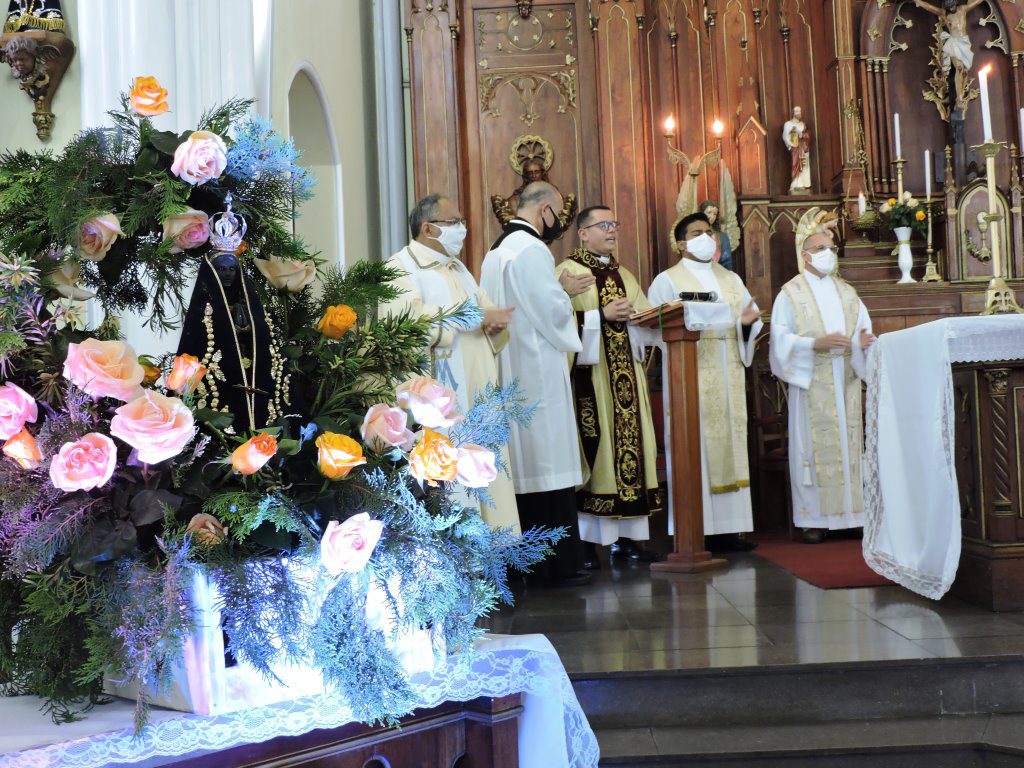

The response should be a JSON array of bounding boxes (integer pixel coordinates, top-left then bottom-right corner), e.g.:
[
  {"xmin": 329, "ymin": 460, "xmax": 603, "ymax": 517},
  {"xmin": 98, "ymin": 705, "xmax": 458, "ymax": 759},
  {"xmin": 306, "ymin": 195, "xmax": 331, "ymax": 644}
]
[
  {"xmin": 812, "ymin": 329, "xmax": 876, "ymax": 352},
  {"xmin": 483, "ymin": 306, "xmax": 515, "ymax": 335}
]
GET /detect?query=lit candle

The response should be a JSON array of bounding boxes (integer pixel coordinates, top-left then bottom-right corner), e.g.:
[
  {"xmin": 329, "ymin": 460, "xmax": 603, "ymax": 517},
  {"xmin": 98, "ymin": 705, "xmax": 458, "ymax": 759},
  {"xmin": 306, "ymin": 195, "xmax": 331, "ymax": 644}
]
[
  {"xmin": 925, "ymin": 149, "xmax": 931, "ymax": 199},
  {"xmin": 712, "ymin": 118, "xmax": 724, "ymax": 136},
  {"xmin": 664, "ymin": 114, "xmax": 676, "ymax": 135},
  {"xmin": 979, "ymin": 65, "xmax": 993, "ymax": 142},
  {"xmin": 894, "ymin": 113, "xmax": 902, "ymax": 158},
  {"xmin": 858, "ymin": 192, "xmax": 867, "ymax": 216}
]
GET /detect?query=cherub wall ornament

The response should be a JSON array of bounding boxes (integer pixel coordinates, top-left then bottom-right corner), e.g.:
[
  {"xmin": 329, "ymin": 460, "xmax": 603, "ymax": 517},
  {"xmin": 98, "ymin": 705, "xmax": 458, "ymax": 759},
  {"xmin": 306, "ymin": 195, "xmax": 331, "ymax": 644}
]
[
  {"xmin": 490, "ymin": 134, "xmax": 577, "ymax": 232},
  {"xmin": 0, "ymin": 1, "xmax": 75, "ymax": 141}
]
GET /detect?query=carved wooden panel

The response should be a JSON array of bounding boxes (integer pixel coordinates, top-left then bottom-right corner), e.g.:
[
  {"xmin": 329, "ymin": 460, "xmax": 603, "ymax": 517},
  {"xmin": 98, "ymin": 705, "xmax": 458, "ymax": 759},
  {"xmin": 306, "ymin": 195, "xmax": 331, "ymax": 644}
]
[{"xmin": 953, "ymin": 369, "xmax": 983, "ymax": 541}]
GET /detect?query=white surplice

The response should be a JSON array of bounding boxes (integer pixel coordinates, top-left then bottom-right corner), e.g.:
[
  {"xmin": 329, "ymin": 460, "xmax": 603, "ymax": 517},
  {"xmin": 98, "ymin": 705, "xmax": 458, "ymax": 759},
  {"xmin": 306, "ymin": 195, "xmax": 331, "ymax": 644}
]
[
  {"xmin": 381, "ymin": 240, "xmax": 520, "ymax": 532},
  {"xmin": 647, "ymin": 259, "xmax": 762, "ymax": 536},
  {"xmin": 480, "ymin": 221, "xmax": 584, "ymax": 494},
  {"xmin": 768, "ymin": 271, "xmax": 872, "ymax": 530}
]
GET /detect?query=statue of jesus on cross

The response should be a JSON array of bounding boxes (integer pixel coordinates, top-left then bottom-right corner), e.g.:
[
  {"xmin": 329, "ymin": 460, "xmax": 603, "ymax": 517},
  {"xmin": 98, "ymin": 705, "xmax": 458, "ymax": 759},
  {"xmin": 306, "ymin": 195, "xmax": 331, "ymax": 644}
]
[{"xmin": 912, "ymin": 0, "xmax": 985, "ymax": 73}]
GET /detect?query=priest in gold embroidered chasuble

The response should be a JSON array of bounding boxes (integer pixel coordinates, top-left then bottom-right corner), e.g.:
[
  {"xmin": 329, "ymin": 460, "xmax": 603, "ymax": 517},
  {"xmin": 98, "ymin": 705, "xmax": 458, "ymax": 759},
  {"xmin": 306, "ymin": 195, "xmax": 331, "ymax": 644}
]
[
  {"xmin": 647, "ymin": 212, "xmax": 763, "ymax": 541},
  {"xmin": 555, "ymin": 206, "xmax": 662, "ymax": 557}
]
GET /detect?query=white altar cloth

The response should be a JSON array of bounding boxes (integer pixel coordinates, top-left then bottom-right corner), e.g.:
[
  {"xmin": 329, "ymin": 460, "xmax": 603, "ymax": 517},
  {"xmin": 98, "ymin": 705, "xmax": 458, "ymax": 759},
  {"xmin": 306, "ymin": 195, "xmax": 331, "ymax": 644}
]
[
  {"xmin": 0, "ymin": 634, "xmax": 598, "ymax": 768},
  {"xmin": 863, "ymin": 315, "xmax": 1024, "ymax": 599}
]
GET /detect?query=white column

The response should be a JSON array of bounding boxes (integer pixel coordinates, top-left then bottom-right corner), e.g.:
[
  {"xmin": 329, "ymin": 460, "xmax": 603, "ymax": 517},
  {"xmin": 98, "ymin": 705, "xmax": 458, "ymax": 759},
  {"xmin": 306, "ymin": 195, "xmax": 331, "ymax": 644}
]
[{"xmin": 373, "ymin": 0, "xmax": 409, "ymax": 257}]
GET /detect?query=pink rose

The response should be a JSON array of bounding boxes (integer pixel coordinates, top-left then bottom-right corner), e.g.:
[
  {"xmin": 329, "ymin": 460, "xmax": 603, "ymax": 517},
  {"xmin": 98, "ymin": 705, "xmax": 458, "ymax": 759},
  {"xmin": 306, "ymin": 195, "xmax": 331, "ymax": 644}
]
[
  {"xmin": 49, "ymin": 433, "xmax": 117, "ymax": 493},
  {"xmin": 320, "ymin": 512, "xmax": 384, "ymax": 576},
  {"xmin": 396, "ymin": 376, "xmax": 461, "ymax": 429},
  {"xmin": 253, "ymin": 255, "xmax": 317, "ymax": 292},
  {"xmin": 170, "ymin": 130, "xmax": 227, "ymax": 186},
  {"xmin": 110, "ymin": 390, "xmax": 195, "ymax": 464},
  {"xmin": 161, "ymin": 208, "xmax": 210, "ymax": 253},
  {"xmin": 0, "ymin": 382, "xmax": 38, "ymax": 440},
  {"xmin": 78, "ymin": 213, "xmax": 124, "ymax": 262},
  {"xmin": 455, "ymin": 444, "xmax": 498, "ymax": 488},
  {"xmin": 360, "ymin": 404, "xmax": 416, "ymax": 452},
  {"xmin": 64, "ymin": 338, "xmax": 145, "ymax": 402}
]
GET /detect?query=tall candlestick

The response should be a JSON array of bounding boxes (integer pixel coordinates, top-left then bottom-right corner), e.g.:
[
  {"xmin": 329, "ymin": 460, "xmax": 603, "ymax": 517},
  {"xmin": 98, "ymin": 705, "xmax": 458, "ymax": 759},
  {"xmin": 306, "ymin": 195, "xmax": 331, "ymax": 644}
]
[
  {"xmin": 1019, "ymin": 107, "xmax": 1024, "ymax": 152},
  {"xmin": 979, "ymin": 65, "xmax": 993, "ymax": 142},
  {"xmin": 894, "ymin": 113, "xmax": 902, "ymax": 158},
  {"xmin": 925, "ymin": 149, "xmax": 931, "ymax": 198}
]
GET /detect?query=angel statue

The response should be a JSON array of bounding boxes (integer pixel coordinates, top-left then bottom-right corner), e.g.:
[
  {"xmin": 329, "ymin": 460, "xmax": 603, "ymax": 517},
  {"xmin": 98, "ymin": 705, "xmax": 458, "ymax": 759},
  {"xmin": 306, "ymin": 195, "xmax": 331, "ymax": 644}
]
[
  {"xmin": 491, "ymin": 134, "xmax": 577, "ymax": 232},
  {"xmin": 668, "ymin": 146, "xmax": 741, "ymax": 271},
  {"xmin": 913, "ymin": 0, "xmax": 985, "ymax": 74}
]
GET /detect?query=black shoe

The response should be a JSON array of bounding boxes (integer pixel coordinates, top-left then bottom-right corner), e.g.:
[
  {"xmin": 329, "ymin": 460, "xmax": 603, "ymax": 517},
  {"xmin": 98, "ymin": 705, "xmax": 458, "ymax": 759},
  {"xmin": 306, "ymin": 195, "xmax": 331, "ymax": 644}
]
[
  {"xmin": 551, "ymin": 572, "xmax": 592, "ymax": 587},
  {"xmin": 582, "ymin": 542, "xmax": 601, "ymax": 570},
  {"xmin": 610, "ymin": 540, "xmax": 663, "ymax": 562},
  {"xmin": 709, "ymin": 534, "xmax": 758, "ymax": 552},
  {"xmin": 799, "ymin": 528, "xmax": 826, "ymax": 544}
]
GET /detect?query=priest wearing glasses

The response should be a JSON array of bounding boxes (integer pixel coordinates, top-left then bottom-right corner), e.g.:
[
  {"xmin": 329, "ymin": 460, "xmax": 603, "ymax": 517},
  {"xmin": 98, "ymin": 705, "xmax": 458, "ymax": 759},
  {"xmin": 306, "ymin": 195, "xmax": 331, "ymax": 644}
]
[{"xmin": 557, "ymin": 206, "xmax": 663, "ymax": 567}]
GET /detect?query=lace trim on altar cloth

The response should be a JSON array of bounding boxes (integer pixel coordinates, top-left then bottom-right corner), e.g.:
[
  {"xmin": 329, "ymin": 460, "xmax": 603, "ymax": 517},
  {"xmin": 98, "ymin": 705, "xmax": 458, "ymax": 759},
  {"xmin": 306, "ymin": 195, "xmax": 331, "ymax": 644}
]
[
  {"xmin": 946, "ymin": 315, "xmax": 1024, "ymax": 365},
  {"xmin": 3, "ymin": 637, "xmax": 599, "ymax": 768}
]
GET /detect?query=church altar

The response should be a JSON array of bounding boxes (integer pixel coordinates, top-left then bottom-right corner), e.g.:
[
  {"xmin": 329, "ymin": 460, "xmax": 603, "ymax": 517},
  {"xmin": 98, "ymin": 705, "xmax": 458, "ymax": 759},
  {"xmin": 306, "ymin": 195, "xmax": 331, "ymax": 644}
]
[
  {"xmin": 863, "ymin": 315, "xmax": 1024, "ymax": 603},
  {"xmin": 0, "ymin": 634, "xmax": 598, "ymax": 768}
]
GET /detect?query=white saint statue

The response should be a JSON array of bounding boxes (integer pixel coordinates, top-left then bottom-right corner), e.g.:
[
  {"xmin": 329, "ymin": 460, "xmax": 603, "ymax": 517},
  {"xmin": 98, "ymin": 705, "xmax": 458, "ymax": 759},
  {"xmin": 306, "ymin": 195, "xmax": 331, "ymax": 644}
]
[{"xmin": 783, "ymin": 106, "xmax": 812, "ymax": 194}]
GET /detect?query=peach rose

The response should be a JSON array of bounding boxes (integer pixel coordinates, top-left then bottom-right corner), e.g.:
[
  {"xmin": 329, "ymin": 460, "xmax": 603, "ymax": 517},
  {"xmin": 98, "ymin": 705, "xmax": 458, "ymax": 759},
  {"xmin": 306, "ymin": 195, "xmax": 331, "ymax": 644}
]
[
  {"xmin": 46, "ymin": 261, "xmax": 95, "ymax": 301},
  {"xmin": 129, "ymin": 76, "xmax": 169, "ymax": 117},
  {"xmin": 360, "ymin": 404, "xmax": 415, "ymax": 453},
  {"xmin": 170, "ymin": 130, "xmax": 227, "ymax": 186},
  {"xmin": 0, "ymin": 381, "xmax": 38, "ymax": 440},
  {"xmin": 78, "ymin": 213, "xmax": 124, "ymax": 262},
  {"xmin": 316, "ymin": 304, "xmax": 357, "ymax": 340},
  {"xmin": 166, "ymin": 354, "xmax": 208, "ymax": 395},
  {"xmin": 3, "ymin": 428, "xmax": 42, "ymax": 470},
  {"xmin": 110, "ymin": 390, "xmax": 195, "ymax": 464},
  {"xmin": 254, "ymin": 255, "xmax": 317, "ymax": 293},
  {"xmin": 139, "ymin": 358, "xmax": 161, "ymax": 386},
  {"xmin": 231, "ymin": 433, "xmax": 278, "ymax": 475},
  {"xmin": 161, "ymin": 209, "xmax": 210, "ymax": 254},
  {"xmin": 455, "ymin": 444, "xmax": 498, "ymax": 489},
  {"xmin": 320, "ymin": 513, "xmax": 384, "ymax": 576},
  {"xmin": 408, "ymin": 428, "xmax": 459, "ymax": 487},
  {"xmin": 186, "ymin": 513, "xmax": 229, "ymax": 546},
  {"xmin": 316, "ymin": 432, "xmax": 367, "ymax": 480},
  {"xmin": 64, "ymin": 338, "xmax": 145, "ymax": 402},
  {"xmin": 396, "ymin": 376, "xmax": 461, "ymax": 429},
  {"xmin": 49, "ymin": 433, "xmax": 117, "ymax": 493}
]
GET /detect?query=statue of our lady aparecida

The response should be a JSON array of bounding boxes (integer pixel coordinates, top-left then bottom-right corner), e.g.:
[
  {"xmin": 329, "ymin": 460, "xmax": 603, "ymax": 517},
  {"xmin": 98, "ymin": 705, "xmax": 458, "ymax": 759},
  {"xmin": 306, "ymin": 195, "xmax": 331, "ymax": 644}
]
[{"xmin": 176, "ymin": 195, "xmax": 292, "ymax": 434}]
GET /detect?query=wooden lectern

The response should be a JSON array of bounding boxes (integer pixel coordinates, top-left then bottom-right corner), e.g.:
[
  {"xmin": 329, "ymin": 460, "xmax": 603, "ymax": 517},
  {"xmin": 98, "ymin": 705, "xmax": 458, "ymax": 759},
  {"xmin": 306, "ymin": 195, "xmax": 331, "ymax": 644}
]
[{"xmin": 635, "ymin": 304, "xmax": 727, "ymax": 573}]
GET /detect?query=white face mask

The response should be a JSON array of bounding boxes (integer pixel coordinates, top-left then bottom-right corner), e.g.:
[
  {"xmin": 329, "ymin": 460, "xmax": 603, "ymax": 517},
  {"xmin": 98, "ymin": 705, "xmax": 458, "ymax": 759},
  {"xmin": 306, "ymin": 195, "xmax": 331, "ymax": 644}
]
[
  {"xmin": 809, "ymin": 248, "xmax": 837, "ymax": 275},
  {"xmin": 429, "ymin": 222, "xmax": 468, "ymax": 258},
  {"xmin": 685, "ymin": 233, "xmax": 717, "ymax": 262}
]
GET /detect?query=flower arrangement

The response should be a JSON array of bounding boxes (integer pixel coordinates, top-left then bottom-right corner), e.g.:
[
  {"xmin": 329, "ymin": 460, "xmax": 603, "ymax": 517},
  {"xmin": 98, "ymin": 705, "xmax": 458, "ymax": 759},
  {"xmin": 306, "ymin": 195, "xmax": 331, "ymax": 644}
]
[
  {"xmin": 0, "ymin": 78, "xmax": 559, "ymax": 730},
  {"xmin": 877, "ymin": 190, "xmax": 928, "ymax": 237}
]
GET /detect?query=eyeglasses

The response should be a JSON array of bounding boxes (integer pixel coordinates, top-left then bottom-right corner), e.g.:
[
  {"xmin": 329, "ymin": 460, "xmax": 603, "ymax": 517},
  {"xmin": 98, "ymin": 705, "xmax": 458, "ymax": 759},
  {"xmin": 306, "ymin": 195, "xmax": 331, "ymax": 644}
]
[
  {"xmin": 430, "ymin": 218, "xmax": 466, "ymax": 226},
  {"xmin": 581, "ymin": 220, "xmax": 622, "ymax": 232}
]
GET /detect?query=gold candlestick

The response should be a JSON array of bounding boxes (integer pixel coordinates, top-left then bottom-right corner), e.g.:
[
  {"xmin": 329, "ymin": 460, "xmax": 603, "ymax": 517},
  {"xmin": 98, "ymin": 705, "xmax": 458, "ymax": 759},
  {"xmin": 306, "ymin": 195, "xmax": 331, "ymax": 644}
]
[
  {"xmin": 972, "ymin": 140, "xmax": 1024, "ymax": 314},
  {"xmin": 922, "ymin": 199, "xmax": 941, "ymax": 282},
  {"xmin": 893, "ymin": 157, "xmax": 906, "ymax": 198}
]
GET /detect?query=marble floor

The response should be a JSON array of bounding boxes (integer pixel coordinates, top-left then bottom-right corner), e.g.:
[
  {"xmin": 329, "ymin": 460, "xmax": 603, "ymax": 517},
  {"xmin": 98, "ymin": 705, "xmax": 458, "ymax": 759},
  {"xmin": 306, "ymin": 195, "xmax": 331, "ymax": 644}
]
[{"xmin": 486, "ymin": 551, "xmax": 1024, "ymax": 675}]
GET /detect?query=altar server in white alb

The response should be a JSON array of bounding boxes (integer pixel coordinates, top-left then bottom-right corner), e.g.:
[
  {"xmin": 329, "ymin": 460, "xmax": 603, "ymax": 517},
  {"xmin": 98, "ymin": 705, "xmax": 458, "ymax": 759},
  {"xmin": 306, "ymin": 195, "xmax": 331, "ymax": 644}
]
[
  {"xmin": 481, "ymin": 181, "xmax": 590, "ymax": 586},
  {"xmin": 768, "ymin": 207, "xmax": 875, "ymax": 544},
  {"xmin": 381, "ymin": 194, "xmax": 519, "ymax": 532},
  {"xmin": 647, "ymin": 212, "xmax": 763, "ymax": 550}
]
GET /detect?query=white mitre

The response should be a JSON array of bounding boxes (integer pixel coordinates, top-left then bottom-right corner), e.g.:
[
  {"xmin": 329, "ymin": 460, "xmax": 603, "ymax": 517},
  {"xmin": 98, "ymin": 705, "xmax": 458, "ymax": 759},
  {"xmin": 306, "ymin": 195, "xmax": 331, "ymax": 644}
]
[{"xmin": 794, "ymin": 207, "xmax": 839, "ymax": 273}]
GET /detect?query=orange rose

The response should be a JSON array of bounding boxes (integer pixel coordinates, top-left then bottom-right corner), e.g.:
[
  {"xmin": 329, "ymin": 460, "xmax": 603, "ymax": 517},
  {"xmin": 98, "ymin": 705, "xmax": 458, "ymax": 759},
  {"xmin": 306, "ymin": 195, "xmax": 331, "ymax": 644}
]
[
  {"xmin": 231, "ymin": 433, "xmax": 278, "ymax": 475},
  {"xmin": 316, "ymin": 432, "xmax": 367, "ymax": 480},
  {"xmin": 408, "ymin": 428, "xmax": 458, "ymax": 486},
  {"xmin": 129, "ymin": 76, "xmax": 170, "ymax": 117},
  {"xmin": 915, "ymin": 210, "xmax": 926, "ymax": 222},
  {"xmin": 140, "ymin": 359, "xmax": 161, "ymax": 386},
  {"xmin": 3, "ymin": 427, "xmax": 41, "ymax": 470},
  {"xmin": 166, "ymin": 353, "xmax": 208, "ymax": 395},
  {"xmin": 317, "ymin": 304, "xmax": 357, "ymax": 339}
]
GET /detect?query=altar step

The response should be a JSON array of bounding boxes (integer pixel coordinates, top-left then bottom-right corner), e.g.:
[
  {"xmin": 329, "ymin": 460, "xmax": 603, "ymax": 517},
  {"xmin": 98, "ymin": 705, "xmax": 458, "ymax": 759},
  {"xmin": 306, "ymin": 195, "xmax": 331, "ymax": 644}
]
[
  {"xmin": 593, "ymin": 714, "xmax": 1024, "ymax": 767},
  {"xmin": 571, "ymin": 655, "xmax": 1024, "ymax": 766}
]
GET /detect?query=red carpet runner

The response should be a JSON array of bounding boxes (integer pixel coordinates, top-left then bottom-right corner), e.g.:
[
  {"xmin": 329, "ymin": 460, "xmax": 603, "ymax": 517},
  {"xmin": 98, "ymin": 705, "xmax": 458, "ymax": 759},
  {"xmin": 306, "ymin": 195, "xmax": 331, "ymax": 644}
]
[{"xmin": 752, "ymin": 536, "xmax": 895, "ymax": 589}]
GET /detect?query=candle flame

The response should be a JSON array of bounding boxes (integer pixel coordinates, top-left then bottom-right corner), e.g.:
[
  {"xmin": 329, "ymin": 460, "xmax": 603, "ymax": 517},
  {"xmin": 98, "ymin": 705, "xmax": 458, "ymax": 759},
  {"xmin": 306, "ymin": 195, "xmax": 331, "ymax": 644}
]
[
  {"xmin": 981, "ymin": 64, "xmax": 992, "ymax": 76},
  {"xmin": 712, "ymin": 119, "xmax": 725, "ymax": 136},
  {"xmin": 663, "ymin": 114, "xmax": 676, "ymax": 134}
]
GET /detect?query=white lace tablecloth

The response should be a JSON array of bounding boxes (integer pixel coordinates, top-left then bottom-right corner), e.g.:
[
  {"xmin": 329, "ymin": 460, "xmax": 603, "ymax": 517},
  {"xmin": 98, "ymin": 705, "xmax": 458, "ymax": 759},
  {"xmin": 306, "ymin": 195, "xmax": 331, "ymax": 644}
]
[
  {"xmin": 0, "ymin": 634, "xmax": 598, "ymax": 768},
  {"xmin": 863, "ymin": 315, "xmax": 1024, "ymax": 599}
]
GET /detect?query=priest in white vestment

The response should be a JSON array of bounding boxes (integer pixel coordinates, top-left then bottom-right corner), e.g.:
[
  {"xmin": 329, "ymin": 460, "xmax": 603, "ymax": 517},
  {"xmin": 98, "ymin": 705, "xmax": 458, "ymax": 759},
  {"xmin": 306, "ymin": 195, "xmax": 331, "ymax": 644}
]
[
  {"xmin": 647, "ymin": 212, "xmax": 763, "ymax": 550},
  {"xmin": 480, "ymin": 181, "xmax": 590, "ymax": 586},
  {"xmin": 381, "ymin": 194, "xmax": 520, "ymax": 532},
  {"xmin": 768, "ymin": 207, "xmax": 875, "ymax": 543}
]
